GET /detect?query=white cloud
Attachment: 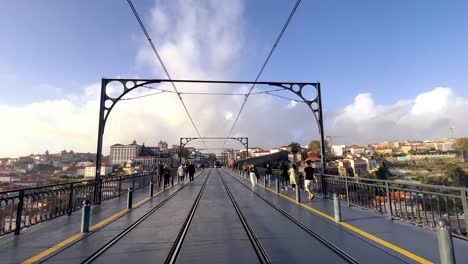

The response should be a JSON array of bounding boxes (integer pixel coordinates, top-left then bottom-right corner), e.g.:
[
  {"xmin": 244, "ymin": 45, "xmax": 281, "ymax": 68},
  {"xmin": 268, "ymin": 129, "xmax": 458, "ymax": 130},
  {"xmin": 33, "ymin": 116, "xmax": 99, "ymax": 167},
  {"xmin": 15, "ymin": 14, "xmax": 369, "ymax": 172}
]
[{"xmin": 329, "ymin": 87, "xmax": 468, "ymax": 145}]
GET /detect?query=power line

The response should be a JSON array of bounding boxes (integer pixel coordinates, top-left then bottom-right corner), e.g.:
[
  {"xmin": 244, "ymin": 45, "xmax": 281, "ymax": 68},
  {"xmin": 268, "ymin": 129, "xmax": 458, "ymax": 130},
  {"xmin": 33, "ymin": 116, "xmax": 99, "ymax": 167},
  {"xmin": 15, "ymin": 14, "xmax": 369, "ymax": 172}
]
[
  {"xmin": 126, "ymin": 0, "xmax": 207, "ymax": 149},
  {"xmin": 222, "ymin": 0, "xmax": 302, "ymax": 148},
  {"xmin": 121, "ymin": 90, "xmax": 166, "ymax": 100},
  {"xmin": 122, "ymin": 86, "xmax": 299, "ymax": 102}
]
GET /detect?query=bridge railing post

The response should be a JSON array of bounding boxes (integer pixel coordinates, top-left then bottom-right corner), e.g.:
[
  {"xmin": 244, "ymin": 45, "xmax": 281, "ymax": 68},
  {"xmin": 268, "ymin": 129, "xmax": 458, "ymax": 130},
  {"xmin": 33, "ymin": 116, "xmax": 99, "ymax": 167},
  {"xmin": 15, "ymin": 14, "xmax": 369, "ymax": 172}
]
[
  {"xmin": 149, "ymin": 181, "xmax": 154, "ymax": 197},
  {"xmin": 127, "ymin": 188, "xmax": 133, "ymax": 209},
  {"xmin": 461, "ymin": 190, "xmax": 468, "ymax": 237},
  {"xmin": 14, "ymin": 190, "xmax": 25, "ymax": 235},
  {"xmin": 344, "ymin": 176, "xmax": 350, "ymax": 206},
  {"xmin": 385, "ymin": 181, "xmax": 393, "ymax": 220},
  {"xmin": 437, "ymin": 219, "xmax": 455, "ymax": 264},
  {"xmin": 67, "ymin": 183, "xmax": 74, "ymax": 216},
  {"xmin": 81, "ymin": 200, "xmax": 91, "ymax": 233},
  {"xmin": 334, "ymin": 193, "xmax": 341, "ymax": 222}
]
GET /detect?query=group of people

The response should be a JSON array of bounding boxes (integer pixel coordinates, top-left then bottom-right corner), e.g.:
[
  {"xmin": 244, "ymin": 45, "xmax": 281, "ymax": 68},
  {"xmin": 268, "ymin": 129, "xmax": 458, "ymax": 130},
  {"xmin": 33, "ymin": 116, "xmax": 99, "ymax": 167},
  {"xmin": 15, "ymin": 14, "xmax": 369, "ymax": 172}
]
[
  {"xmin": 240, "ymin": 160, "xmax": 319, "ymax": 201},
  {"xmin": 242, "ymin": 163, "xmax": 259, "ymax": 187},
  {"xmin": 157, "ymin": 162, "xmax": 196, "ymax": 188},
  {"xmin": 177, "ymin": 162, "xmax": 196, "ymax": 182},
  {"xmin": 279, "ymin": 160, "xmax": 318, "ymax": 201}
]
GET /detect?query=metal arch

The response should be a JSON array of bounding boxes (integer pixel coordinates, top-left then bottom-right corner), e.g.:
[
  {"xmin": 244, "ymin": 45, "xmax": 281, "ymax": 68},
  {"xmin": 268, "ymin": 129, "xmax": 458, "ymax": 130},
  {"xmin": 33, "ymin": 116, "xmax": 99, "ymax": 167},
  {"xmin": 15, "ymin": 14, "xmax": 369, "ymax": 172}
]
[
  {"xmin": 268, "ymin": 83, "xmax": 326, "ymax": 171},
  {"xmin": 179, "ymin": 137, "xmax": 249, "ymax": 165},
  {"xmin": 94, "ymin": 78, "xmax": 326, "ymax": 203}
]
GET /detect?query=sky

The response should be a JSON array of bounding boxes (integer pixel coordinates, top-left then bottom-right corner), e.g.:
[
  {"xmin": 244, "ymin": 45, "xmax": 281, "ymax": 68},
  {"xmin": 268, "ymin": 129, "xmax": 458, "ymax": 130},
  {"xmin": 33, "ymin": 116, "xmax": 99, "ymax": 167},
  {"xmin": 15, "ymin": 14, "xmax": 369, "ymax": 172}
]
[{"xmin": 1, "ymin": 0, "xmax": 467, "ymax": 157}]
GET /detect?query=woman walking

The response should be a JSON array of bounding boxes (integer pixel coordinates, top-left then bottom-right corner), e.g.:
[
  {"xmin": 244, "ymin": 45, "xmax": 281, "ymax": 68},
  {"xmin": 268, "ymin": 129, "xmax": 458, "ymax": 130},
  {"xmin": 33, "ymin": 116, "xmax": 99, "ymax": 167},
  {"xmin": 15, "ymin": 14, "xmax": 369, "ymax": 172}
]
[
  {"xmin": 249, "ymin": 164, "xmax": 258, "ymax": 187},
  {"xmin": 177, "ymin": 164, "xmax": 184, "ymax": 183},
  {"xmin": 288, "ymin": 163, "xmax": 298, "ymax": 192}
]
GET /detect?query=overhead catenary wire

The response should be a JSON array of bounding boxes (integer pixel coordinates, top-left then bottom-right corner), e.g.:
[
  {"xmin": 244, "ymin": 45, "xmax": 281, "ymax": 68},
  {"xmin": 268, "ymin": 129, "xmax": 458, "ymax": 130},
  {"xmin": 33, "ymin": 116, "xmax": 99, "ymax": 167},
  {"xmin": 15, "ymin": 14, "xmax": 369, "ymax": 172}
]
[
  {"xmin": 222, "ymin": 0, "xmax": 302, "ymax": 148},
  {"xmin": 126, "ymin": 0, "xmax": 207, "ymax": 149},
  {"xmin": 121, "ymin": 85, "xmax": 298, "ymax": 101}
]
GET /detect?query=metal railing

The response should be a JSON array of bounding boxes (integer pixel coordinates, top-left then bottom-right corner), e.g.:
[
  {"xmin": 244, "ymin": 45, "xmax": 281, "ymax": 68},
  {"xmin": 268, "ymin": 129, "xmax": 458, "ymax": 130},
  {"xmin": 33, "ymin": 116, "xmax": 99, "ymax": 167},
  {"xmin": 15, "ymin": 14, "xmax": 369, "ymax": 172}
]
[
  {"xmin": 0, "ymin": 170, "xmax": 168, "ymax": 236},
  {"xmin": 230, "ymin": 166, "xmax": 468, "ymax": 239}
]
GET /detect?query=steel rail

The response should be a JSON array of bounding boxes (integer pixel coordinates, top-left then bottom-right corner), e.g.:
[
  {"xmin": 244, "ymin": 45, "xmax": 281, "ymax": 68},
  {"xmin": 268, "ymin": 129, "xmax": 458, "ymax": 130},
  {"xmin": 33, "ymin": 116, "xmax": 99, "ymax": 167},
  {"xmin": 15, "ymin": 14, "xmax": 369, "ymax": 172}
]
[
  {"xmin": 79, "ymin": 170, "xmax": 210, "ymax": 264},
  {"xmin": 216, "ymin": 169, "xmax": 272, "ymax": 264},
  {"xmin": 164, "ymin": 169, "xmax": 212, "ymax": 264},
  {"xmin": 223, "ymin": 169, "xmax": 359, "ymax": 264}
]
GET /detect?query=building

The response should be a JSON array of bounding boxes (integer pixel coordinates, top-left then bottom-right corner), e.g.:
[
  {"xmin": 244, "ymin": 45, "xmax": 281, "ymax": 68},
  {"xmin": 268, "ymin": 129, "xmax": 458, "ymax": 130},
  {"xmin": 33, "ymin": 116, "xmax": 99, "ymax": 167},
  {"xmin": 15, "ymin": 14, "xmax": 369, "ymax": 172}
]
[
  {"xmin": 361, "ymin": 156, "xmax": 377, "ymax": 171},
  {"xmin": 348, "ymin": 158, "xmax": 369, "ymax": 178},
  {"xmin": 65, "ymin": 166, "xmax": 85, "ymax": 178},
  {"xmin": 132, "ymin": 156, "xmax": 156, "ymax": 167},
  {"xmin": 435, "ymin": 142, "xmax": 453, "ymax": 152},
  {"xmin": 332, "ymin": 145, "xmax": 346, "ymax": 156},
  {"xmin": 253, "ymin": 150, "xmax": 271, "ymax": 157},
  {"xmin": 110, "ymin": 140, "xmax": 142, "ymax": 165},
  {"xmin": 158, "ymin": 140, "xmax": 168, "ymax": 150},
  {"xmin": 401, "ymin": 145, "xmax": 413, "ymax": 154},
  {"xmin": 84, "ymin": 163, "xmax": 113, "ymax": 178}
]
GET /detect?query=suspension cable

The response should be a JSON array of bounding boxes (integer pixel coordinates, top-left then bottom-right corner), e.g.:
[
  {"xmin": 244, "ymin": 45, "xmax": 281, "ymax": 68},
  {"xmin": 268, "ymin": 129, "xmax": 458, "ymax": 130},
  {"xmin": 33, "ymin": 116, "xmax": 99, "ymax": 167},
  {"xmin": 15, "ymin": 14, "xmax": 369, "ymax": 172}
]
[
  {"xmin": 126, "ymin": 0, "xmax": 207, "ymax": 149},
  {"xmin": 222, "ymin": 0, "xmax": 302, "ymax": 148}
]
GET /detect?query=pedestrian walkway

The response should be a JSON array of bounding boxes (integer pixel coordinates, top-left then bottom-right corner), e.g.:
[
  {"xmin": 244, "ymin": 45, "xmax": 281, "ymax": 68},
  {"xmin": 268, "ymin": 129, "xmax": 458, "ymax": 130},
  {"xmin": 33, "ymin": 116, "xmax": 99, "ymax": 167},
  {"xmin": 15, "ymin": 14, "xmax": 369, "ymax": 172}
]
[
  {"xmin": 0, "ymin": 170, "xmax": 205, "ymax": 264},
  {"xmin": 231, "ymin": 168, "xmax": 468, "ymax": 263}
]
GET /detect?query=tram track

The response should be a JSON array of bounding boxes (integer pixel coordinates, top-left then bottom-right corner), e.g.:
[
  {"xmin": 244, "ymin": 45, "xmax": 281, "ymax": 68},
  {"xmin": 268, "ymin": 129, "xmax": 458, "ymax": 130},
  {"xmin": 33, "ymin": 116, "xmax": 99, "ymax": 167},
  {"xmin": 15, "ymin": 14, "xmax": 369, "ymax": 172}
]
[
  {"xmin": 80, "ymin": 169, "xmax": 211, "ymax": 264},
  {"xmin": 222, "ymin": 168, "xmax": 359, "ymax": 264},
  {"xmin": 215, "ymin": 169, "xmax": 272, "ymax": 264},
  {"xmin": 164, "ymin": 169, "xmax": 212, "ymax": 264}
]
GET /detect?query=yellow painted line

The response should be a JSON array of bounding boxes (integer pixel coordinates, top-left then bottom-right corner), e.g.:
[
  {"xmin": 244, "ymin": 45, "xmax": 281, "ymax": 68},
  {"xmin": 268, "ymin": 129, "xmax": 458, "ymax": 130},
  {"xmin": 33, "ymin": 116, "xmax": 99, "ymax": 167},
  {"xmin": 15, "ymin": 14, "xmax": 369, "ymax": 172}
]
[
  {"xmin": 233, "ymin": 171, "xmax": 432, "ymax": 264},
  {"xmin": 22, "ymin": 186, "xmax": 173, "ymax": 264},
  {"xmin": 22, "ymin": 233, "xmax": 84, "ymax": 264}
]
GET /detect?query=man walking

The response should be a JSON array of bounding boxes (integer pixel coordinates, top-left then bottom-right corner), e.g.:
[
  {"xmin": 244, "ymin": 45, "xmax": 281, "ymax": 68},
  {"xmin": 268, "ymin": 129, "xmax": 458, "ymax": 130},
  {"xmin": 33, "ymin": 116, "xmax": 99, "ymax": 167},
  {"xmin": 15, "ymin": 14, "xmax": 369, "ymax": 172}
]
[
  {"xmin": 188, "ymin": 162, "xmax": 195, "ymax": 182},
  {"xmin": 157, "ymin": 161, "xmax": 164, "ymax": 187},
  {"xmin": 304, "ymin": 160, "xmax": 318, "ymax": 200}
]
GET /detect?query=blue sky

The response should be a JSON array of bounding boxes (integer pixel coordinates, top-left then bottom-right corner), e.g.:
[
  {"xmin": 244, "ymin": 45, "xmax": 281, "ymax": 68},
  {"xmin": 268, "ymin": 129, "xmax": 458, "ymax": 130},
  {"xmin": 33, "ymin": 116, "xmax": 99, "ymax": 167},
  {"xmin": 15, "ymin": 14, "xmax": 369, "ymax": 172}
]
[{"xmin": 1, "ymin": 0, "xmax": 467, "ymax": 157}]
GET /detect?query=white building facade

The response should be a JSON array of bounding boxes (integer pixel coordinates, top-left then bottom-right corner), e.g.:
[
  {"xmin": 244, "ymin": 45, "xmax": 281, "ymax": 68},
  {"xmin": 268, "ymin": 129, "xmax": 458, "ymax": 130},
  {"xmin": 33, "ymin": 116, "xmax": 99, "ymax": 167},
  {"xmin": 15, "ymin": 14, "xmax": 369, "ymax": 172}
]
[{"xmin": 110, "ymin": 140, "xmax": 142, "ymax": 165}]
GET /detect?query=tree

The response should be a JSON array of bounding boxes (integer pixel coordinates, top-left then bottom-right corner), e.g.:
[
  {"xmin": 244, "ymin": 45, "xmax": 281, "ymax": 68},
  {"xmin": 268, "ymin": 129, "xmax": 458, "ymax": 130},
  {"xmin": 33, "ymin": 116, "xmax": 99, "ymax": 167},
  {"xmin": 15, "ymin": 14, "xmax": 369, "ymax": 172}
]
[
  {"xmin": 453, "ymin": 138, "xmax": 468, "ymax": 157},
  {"xmin": 308, "ymin": 140, "xmax": 321, "ymax": 152},
  {"xmin": 308, "ymin": 140, "xmax": 332, "ymax": 160},
  {"xmin": 288, "ymin": 142, "xmax": 301, "ymax": 154},
  {"xmin": 446, "ymin": 164, "xmax": 468, "ymax": 188}
]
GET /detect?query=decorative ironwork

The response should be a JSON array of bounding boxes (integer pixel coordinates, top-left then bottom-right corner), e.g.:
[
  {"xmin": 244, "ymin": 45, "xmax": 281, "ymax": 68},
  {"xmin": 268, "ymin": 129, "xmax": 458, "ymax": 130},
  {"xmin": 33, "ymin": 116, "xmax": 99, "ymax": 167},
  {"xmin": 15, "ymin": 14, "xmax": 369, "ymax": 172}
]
[{"xmin": 95, "ymin": 78, "xmax": 326, "ymax": 202}]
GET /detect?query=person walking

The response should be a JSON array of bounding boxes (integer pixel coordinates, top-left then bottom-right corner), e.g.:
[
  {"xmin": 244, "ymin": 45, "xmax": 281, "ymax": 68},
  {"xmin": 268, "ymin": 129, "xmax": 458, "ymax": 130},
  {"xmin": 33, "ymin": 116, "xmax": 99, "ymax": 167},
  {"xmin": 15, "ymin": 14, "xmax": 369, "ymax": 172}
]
[
  {"xmin": 188, "ymin": 162, "xmax": 195, "ymax": 182},
  {"xmin": 157, "ymin": 162, "xmax": 164, "ymax": 187},
  {"xmin": 177, "ymin": 164, "xmax": 184, "ymax": 183},
  {"xmin": 265, "ymin": 164, "xmax": 272, "ymax": 186},
  {"xmin": 279, "ymin": 162, "xmax": 289, "ymax": 191},
  {"xmin": 304, "ymin": 160, "xmax": 318, "ymax": 200},
  {"xmin": 249, "ymin": 165, "xmax": 258, "ymax": 187},
  {"xmin": 163, "ymin": 165, "xmax": 171, "ymax": 188},
  {"xmin": 288, "ymin": 163, "xmax": 298, "ymax": 192}
]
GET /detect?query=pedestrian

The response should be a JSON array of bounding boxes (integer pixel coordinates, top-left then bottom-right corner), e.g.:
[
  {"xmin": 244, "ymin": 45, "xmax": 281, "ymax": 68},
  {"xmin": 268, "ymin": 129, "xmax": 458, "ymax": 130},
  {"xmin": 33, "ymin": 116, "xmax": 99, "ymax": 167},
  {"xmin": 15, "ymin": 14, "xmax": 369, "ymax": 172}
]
[
  {"xmin": 188, "ymin": 162, "xmax": 195, "ymax": 182},
  {"xmin": 163, "ymin": 165, "xmax": 170, "ymax": 188},
  {"xmin": 157, "ymin": 162, "xmax": 164, "ymax": 187},
  {"xmin": 177, "ymin": 164, "xmax": 184, "ymax": 183},
  {"xmin": 279, "ymin": 162, "xmax": 289, "ymax": 191},
  {"xmin": 288, "ymin": 163, "xmax": 298, "ymax": 192},
  {"xmin": 304, "ymin": 160, "xmax": 318, "ymax": 200},
  {"xmin": 265, "ymin": 164, "xmax": 272, "ymax": 186},
  {"xmin": 249, "ymin": 165, "xmax": 258, "ymax": 187}
]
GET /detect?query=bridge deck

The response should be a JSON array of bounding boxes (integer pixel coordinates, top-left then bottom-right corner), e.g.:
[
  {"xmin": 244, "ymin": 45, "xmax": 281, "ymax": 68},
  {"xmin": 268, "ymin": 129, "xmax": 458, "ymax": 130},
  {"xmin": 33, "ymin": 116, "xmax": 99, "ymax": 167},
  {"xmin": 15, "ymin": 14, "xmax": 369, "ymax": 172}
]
[{"xmin": 1, "ymin": 168, "xmax": 467, "ymax": 263}]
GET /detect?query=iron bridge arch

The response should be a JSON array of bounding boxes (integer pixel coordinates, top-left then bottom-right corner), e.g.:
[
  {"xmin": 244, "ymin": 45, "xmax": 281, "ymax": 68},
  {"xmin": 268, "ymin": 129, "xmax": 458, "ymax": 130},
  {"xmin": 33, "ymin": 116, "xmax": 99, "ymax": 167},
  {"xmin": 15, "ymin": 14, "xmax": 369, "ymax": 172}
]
[{"xmin": 94, "ymin": 78, "xmax": 326, "ymax": 203}]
